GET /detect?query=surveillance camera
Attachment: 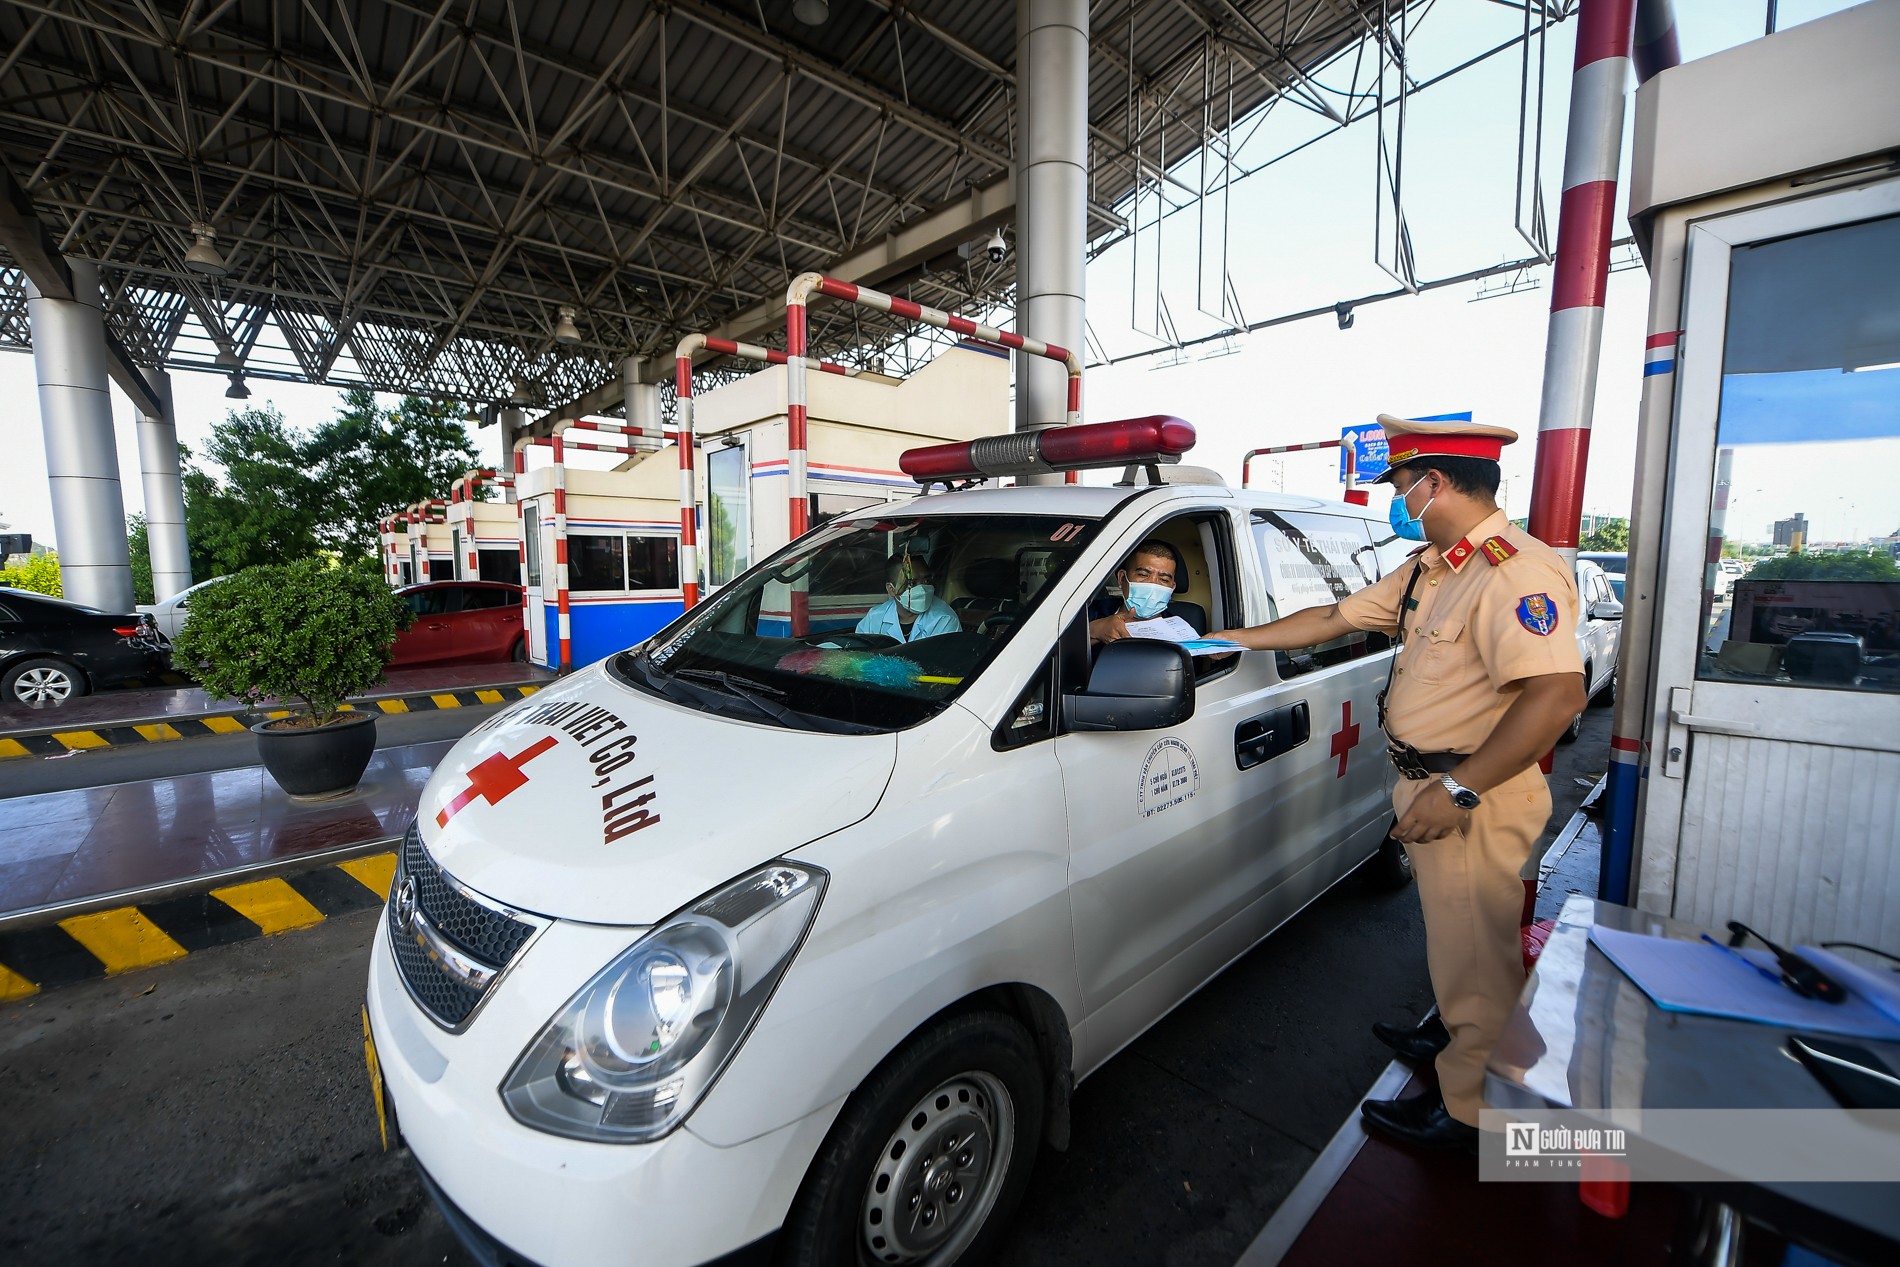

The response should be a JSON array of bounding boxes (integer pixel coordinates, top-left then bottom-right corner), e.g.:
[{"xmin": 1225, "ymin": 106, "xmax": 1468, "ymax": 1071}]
[{"xmin": 987, "ymin": 230, "xmax": 1007, "ymax": 263}]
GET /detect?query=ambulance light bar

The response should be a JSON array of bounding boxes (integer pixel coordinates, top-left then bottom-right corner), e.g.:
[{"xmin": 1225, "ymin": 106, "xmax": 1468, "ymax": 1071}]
[{"xmin": 899, "ymin": 415, "xmax": 1196, "ymax": 483}]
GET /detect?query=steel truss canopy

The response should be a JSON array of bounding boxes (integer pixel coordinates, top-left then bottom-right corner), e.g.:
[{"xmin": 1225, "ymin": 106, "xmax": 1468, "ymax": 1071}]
[{"xmin": 0, "ymin": 0, "xmax": 1416, "ymax": 427}]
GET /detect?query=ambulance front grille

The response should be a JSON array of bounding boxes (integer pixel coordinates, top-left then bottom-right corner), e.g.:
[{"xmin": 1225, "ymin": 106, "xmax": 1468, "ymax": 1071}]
[{"xmin": 387, "ymin": 820, "xmax": 542, "ymax": 1030}]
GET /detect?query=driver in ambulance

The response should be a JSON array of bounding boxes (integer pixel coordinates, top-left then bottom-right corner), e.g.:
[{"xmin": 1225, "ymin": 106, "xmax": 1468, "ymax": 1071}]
[
  {"xmin": 856, "ymin": 553, "xmax": 960, "ymax": 643},
  {"xmin": 1087, "ymin": 540, "xmax": 1207, "ymax": 645}
]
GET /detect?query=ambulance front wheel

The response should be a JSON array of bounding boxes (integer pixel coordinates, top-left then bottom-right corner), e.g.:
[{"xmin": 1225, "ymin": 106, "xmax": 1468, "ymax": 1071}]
[
  {"xmin": 1365, "ymin": 831, "xmax": 1413, "ymax": 891},
  {"xmin": 780, "ymin": 1010, "xmax": 1044, "ymax": 1267}
]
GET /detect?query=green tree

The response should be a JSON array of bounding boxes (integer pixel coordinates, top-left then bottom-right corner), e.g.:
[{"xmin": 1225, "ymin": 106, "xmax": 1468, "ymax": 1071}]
[
  {"xmin": 0, "ymin": 552, "xmax": 62, "ymax": 597},
  {"xmin": 306, "ymin": 390, "xmax": 481, "ymax": 557},
  {"xmin": 1746, "ymin": 551, "xmax": 1900, "ymax": 582},
  {"xmin": 187, "ymin": 405, "xmax": 327, "ymax": 573},
  {"xmin": 127, "ymin": 514, "xmax": 155, "ymax": 605},
  {"xmin": 1580, "ymin": 519, "xmax": 1630, "ymax": 552}
]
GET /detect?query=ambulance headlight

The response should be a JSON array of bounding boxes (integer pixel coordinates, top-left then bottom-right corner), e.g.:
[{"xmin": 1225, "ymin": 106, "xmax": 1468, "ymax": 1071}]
[{"xmin": 500, "ymin": 862, "xmax": 827, "ymax": 1143}]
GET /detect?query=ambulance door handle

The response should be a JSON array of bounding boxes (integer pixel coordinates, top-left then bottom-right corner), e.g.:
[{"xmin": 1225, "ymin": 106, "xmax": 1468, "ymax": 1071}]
[{"xmin": 1235, "ymin": 701, "xmax": 1309, "ymax": 770}]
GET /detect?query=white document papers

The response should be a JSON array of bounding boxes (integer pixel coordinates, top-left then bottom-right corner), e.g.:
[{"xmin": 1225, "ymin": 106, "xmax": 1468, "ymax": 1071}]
[
  {"xmin": 1124, "ymin": 615, "xmax": 1202, "ymax": 643},
  {"xmin": 1124, "ymin": 616, "xmax": 1243, "ymax": 656}
]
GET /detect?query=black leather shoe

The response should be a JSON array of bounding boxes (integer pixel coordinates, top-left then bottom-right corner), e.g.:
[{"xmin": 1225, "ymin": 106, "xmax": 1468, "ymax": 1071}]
[
  {"xmin": 1371, "ymin": 1013, "xmax": 1450, "ymax": 1063},
  {"xmin": 1360, "ymin": 1090, "xmax": 1479, "ymax": 1154}
]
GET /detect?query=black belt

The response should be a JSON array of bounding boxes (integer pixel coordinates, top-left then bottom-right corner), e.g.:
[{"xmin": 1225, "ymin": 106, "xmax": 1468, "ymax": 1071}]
[{"xmin": 1387, "ymin": 743, "xmax": 1465, "ymax": 780}]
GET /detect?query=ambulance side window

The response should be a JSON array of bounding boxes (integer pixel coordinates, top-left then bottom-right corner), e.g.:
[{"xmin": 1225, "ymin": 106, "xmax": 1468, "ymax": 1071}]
[{"xmin": 1253, "ymin": 511, "xmax": 1385, "ymax": 678}]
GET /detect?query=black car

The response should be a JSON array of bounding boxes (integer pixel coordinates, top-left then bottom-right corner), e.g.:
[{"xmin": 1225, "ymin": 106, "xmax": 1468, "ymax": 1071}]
[{"xmin": 0, "ymin": 588, "xmax": 169, "ymax": 705}]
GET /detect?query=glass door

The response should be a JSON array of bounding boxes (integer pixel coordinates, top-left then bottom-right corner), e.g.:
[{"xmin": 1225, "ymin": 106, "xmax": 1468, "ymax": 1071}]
[{"xmin": 1641, "ymin": 178, "xmax": 1900, "ymax": 946}]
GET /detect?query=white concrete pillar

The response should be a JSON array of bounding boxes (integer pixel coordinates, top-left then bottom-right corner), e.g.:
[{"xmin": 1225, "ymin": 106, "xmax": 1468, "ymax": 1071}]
[
  {"xmin": 621, "ymin": 355, "xmax": 663, "ymax": 447},
  {"xmin": 1014, "ymin": 0, "xmax": 1088, "ymax": 470},
  {"xmin": 499, "ymin": 406, "xmax": 526, "ymax": 468},
  {"xmin": 27, "ymin": 259, "xmax": 134, "ymax": 611},
  {"xmin": 136, "ymin": 366, "xmax": 192, "ymax": 600}
]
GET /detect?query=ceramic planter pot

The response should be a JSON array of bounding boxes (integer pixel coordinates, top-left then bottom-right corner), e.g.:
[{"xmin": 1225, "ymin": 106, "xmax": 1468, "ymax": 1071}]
[{"xmin": 251, "ymin": 710, "xmax": 378, "ymax": 799}]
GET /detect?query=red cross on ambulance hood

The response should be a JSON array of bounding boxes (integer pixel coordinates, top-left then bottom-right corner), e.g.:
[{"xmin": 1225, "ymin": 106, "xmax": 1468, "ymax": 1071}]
[{"xmin": 417, "ymin": 669, "xmax": 896, "ymax": 925}]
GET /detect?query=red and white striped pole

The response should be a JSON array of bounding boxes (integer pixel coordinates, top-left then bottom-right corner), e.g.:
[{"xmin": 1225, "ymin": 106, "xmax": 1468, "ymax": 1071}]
[
  {"xmin": 675, "ymin": 337, "xmax": 706, "ymax": 612},
  {"xmin": 551, "ymin": 434, "xmax": 571, "ymax": 671},
  {"xmin": 1526, "ymin": 0, "xmax": 1638, "ymax": 567}
]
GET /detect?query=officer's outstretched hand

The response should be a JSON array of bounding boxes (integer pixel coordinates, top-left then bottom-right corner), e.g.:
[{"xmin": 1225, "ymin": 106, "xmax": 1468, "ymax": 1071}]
[{"xmin": 1395, "ymin": 782, "xmax": 1470, "ymax": 845}]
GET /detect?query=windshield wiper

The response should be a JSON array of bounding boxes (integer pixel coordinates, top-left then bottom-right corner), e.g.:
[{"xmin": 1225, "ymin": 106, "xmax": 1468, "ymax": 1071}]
[{"xmin": 673, "ymin": 668, "xmax": 874, "ymax": 735}]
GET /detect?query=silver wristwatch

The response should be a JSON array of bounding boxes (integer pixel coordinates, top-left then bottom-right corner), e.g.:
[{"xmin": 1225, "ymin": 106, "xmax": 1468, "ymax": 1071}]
[{"xmin": 1439, "ymin": 775, "xmax": 1481, "ymax": 810}]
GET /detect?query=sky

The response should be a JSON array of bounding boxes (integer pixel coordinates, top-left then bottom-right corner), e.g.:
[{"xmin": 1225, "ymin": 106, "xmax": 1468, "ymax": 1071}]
[{"xmin": 0, "ymin": 0, "xmax": 1871, "ymax": 549}]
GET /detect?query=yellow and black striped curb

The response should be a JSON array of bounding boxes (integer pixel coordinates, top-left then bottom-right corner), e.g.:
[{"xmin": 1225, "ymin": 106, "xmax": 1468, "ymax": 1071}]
[
  {"xmin": 0, "ymin": 682, "xmax": 544, "ymax": 761},
  {"xmin": 0, "ymin": 851, "xmax": 398, "ymax": 1004}
]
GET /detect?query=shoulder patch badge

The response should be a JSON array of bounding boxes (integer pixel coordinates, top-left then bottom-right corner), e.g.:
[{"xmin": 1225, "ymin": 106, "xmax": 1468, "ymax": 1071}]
[
  {"xmin": 1480, "ymin": 536, "xmax": 1517, "ymax": 566},
  {"xmin": 1516, "ymin": 593, "xmax": 1559, "ymax": 636}
]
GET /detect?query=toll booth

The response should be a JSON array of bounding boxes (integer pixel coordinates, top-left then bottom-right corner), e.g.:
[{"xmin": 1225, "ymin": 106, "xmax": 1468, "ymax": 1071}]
[
  {"xmin": 1615, "ymin": 2, "xmax": 1900, "ymax": 950},
  {"xmin": 450, "ymin": 472, "xmax": 521, "ymax": 584},
  {"xmin": 379, "ymin": 518, "xmax": 414, "ymax": 586},
  {"xmin": 515, "ymin": 447, "xmax": 682, "ymax": 670},
  {"xmin": 692, "ymin": 342, "xmax": 1009, "ymax": 635},
  {"xmin": 518, "ymin": 342, "xmax": 1011, "ymax": 671},
  {"xmin": 408, "ymin": 514, "xmax": 455, "ymax": 583}
]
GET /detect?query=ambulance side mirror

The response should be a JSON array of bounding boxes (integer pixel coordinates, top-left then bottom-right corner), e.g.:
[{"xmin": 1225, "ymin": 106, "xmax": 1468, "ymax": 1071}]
[{"xmin": 1062, "ymin": 639, "xmax": 1194, "ymax": 732}]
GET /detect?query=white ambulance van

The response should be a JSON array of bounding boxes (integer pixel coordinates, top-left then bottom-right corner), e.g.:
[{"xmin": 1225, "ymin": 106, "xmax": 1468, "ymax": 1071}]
[{"xmin": 365, "ymin": 419, "xmax": 1409, "ymax": 1267}]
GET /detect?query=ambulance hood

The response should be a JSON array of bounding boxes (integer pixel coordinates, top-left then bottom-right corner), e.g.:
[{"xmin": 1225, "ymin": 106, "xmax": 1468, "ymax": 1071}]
[{"xmin": 416, "ymin": 666, "xmax": 896, "ymax": 925}]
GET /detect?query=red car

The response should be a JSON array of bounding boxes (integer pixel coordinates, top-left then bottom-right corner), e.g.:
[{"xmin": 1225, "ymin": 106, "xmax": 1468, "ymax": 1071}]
[{"xmin": 389, "ymin": 581, "xmax": 526, "ymax": 668}]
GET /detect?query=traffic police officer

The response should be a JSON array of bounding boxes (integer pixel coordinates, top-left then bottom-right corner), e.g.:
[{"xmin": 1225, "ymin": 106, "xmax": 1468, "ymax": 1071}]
[{"xmin": 1212, "ymin": 415, "xmax": 1585, "ymax": 1151}]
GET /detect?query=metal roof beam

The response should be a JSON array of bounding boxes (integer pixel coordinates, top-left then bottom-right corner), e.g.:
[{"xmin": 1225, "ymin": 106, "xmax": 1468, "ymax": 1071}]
[{"xmin": 1, "ymin": 161, "xmax": 163, "ymax": 416}]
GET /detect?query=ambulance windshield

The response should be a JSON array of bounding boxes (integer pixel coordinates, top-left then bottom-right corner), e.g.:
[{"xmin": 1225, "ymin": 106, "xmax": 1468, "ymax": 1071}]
[{"xmin": 613, "ymin": 512, "xmax": 1103, "ymax": 731}]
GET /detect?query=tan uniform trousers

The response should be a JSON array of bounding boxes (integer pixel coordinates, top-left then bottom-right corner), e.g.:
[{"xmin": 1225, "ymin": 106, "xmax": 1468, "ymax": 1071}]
[{"xmin": 1393, "ymin": 762, "xmax": 1551, "ymax": 1127}]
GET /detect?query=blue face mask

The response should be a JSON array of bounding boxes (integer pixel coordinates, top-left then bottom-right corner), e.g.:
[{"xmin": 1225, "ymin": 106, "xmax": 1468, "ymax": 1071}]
[
  {"xmin": 1388, "ymin": 475, "xmax": 1435, "ymax": 542},
  {"xmin": 1125, "ymin": 581, "xmax": 1173, "ymax": 620}
]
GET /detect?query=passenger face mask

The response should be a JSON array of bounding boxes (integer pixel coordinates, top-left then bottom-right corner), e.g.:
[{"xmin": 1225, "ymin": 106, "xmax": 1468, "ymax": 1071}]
[
  {"xmin": 1388, "ymin": 474, "xmax": 1435, "ymax": 542},
  {"xmin": 895, "ymin": 584, "xmax": 935, "ymax": 614},
  {"xmin": 1124, "ymin": 581, "xmax": 1173, "ymax": 620}
]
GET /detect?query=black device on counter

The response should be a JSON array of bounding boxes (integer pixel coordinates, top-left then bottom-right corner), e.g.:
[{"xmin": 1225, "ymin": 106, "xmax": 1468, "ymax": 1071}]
[{"xmin": 1726, "ymin": 920, "xmax": 1848, "ymax": 1004}]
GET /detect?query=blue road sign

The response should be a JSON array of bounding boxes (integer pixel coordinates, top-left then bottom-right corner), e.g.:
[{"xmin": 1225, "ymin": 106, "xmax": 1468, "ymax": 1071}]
[{"xmin": 1341, "ymin": 412, "xmax": 1471, "ymax": 482}]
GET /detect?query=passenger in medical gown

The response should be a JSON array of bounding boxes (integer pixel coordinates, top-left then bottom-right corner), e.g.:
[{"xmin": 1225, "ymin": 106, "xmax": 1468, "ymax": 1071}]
[{"xmin": 856, "ymin": 555, "xmax": 960, "ymax": 643}]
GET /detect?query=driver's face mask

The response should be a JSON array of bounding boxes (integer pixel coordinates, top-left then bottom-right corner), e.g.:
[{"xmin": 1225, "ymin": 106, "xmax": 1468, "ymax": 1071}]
[
  {"xmin": 1123, "ymin": 581, "xmax": 1172, "ymax": 620},
  {"xmin": 894, "ymin": 583, "xmax": 935, "ymax": 614}
]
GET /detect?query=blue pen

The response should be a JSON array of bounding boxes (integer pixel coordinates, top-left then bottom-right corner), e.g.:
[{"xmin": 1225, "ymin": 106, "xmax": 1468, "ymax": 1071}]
[{"xmin": 1700, "ymin": 933, "xmax": 1784, "ymax": 987}]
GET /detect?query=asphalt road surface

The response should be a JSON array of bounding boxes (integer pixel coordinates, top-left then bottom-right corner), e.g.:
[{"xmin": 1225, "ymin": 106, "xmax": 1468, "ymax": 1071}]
[{"xmin": 0, "ymin": 705, "xmax": 1612, "ymax": 1267}]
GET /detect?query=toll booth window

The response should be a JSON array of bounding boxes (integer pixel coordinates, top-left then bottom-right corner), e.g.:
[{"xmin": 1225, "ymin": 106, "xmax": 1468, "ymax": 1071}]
[
  {"xmin": 428, "ymin": 559, "xmax": 456, "ymax": 582},
  {"xmin": 708, "ymin": 444, "xmax": 750, "ymax": 586},
  {"xmin": 524, "ymin": 516, "xmax": 542, "ymax": 587},
  {"xmin": 1698, "ymin": 213, "xmax": 1900, "ymax": 695},
  {"xmin": 477, "ymin": 548, "xmax": 521, "ymax": 586},
  {"xmin": 571, "ymin": 532, "xmax": 682, "ymax": 592},
  {"xmin": 1253, "ymin": 510, "xmax": 1385, "ymax": 678}
]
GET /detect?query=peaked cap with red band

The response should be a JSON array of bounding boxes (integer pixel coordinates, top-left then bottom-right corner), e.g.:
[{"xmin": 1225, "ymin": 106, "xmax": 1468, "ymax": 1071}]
[{"xmin": 1371, "ymin": 413, "xmax": 1519, "ymax": 484}]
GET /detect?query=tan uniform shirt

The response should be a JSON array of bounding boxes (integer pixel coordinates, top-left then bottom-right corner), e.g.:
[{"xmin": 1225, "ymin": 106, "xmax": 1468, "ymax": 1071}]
[{"xmin": 1336, "ymin": 509, "xmax": 1584, "ymax": 753}]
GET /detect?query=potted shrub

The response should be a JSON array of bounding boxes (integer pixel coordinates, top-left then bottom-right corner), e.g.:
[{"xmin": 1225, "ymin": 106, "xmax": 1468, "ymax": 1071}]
[{"xmin": 172, "ymin": 557, "xmax": 407, "ymax": 799}]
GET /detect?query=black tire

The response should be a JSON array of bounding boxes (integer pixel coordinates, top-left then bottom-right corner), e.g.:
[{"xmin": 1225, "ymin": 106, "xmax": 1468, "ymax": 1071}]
[
  {"xmin": 510, "ymin": 636, "xmax": 527, "ymax": 663},
  {"xmin": 1559, "ymin": 703, "xmax": 1583, "ymax": 744},
  {"xmin": 779, "ymin": 1010, "xmax": 1045, "ymax": 1267},
  {"xmin": 1364, "ymin": 831, "xmax": 1413, "ymax": 891},
  {"xmin": 3, "ymin": 657, "xmax": 89, "ymax": 706},
  {"xmin": 1594, "ymin": 667, "xmax": 1616, "ymax": 706}
]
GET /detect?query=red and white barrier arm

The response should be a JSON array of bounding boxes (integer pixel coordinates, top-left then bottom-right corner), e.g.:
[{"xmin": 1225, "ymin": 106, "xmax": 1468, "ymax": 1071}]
[
  {"xmin": 1527, "ymin": 0, "xmax": 1638, "ymax": 566},
  {"xmin": 1240, "ymin": 439, "xmax": 1341, "ymax": 489},
  {"xmin": 786, "ymin": 273, "xmax": 1085, "ymax": 516}
]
